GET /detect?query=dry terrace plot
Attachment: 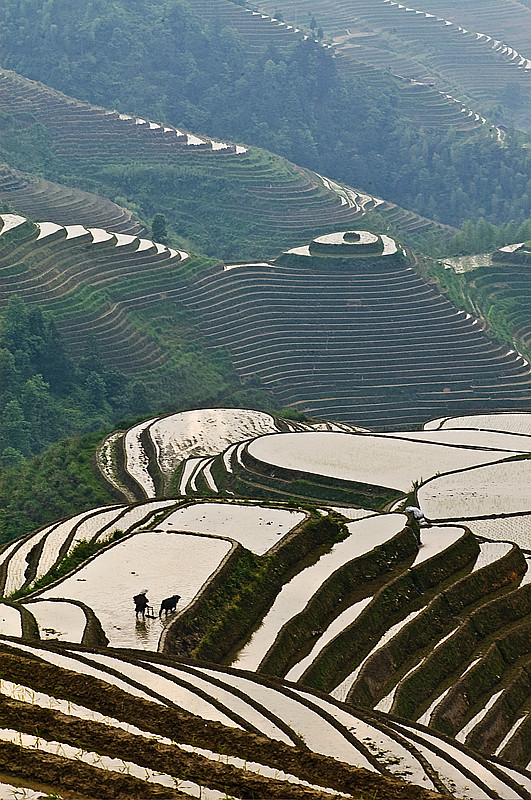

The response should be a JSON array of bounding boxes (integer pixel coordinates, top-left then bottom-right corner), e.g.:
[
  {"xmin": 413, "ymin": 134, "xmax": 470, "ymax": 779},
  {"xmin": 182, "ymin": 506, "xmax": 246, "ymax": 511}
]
[
  {"xmin": 179, "ymin": 244, "xmax": 531, "ymax": 429},
  {"xmin": 257, "ymin": 0, "xmax": 531, "ymax": 131},
  {"xmin": 0, "ymin": 214, "xmax": 191, "ymax": 372},
  {"xmin": 0, "ymin": 67, "xmax": 442, "ymax": 258}
]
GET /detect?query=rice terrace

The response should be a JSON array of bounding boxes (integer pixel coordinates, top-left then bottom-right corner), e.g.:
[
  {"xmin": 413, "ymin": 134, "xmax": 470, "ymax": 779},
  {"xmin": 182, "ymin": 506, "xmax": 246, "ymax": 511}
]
[{"xmin": 1, "ymin": 0, "xmax": 531, "ymax": 797}]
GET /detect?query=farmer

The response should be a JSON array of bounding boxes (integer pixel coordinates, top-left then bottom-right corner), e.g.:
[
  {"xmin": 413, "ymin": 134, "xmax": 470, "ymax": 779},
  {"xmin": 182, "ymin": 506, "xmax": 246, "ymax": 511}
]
[
  {"xmin": 133, "ymin": 589, "xmax": 149, "ymax": 618},
  {"xmin": 405, "ymin": 505, "xmax": 427, "ymax": 525}
]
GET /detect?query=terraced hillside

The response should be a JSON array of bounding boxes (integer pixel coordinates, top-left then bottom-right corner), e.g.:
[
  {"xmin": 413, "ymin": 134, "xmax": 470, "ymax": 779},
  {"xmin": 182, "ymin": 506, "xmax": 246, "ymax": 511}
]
[
  {"xmin": 2, "ymin": 636, "xmax": 531, "ymax": 799},
  {"xmin": 256, "ymin": 0, "xmax": 531, "ymax": 132},
  {"xmin": 99, "ymin": 407, "xmax": 365, "ymax": 500},
  {"xmin": 174, "ymin": 0, "xmax": 313, "ymax": 53},
  {"xmin": 2, "ymin": 637, "xmax": 528, "ymax": 800},
  {"xmin": 0, "ymin": 66, "xmax": 448, "ymax": 259},
  {"xmin": 175, "ymin": 232, "xmax": 531, "ymax": 429},
  {"xmin": 2, "ymin": 213, "xmax": 530, "ymax": 425},
  {"xmin": 0, "ymin": 213, "xmax": 194, "ymax": 370},
  {"xmin": 185, "ymin": 0, "xmax": 492, "ymax": 134},
  {"xmin": 0, "ymin": 410, "xmax": 530, "ymax": 797},
  {"xmin": 0, "ymin": 162, "xmax": 144, "ymax": 235},
  {"xmin": 441, "ymin": 241, "xmax": 531, "ymax": 361}
]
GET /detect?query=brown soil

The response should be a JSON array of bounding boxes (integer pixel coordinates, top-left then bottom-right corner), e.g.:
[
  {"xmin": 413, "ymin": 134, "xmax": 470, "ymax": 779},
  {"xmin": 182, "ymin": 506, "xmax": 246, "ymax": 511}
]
[
  {"xmin": 0, "ymin": 767, "xmax": 89, "ymax": 799},
  {"xmin": 0, "ymin": 739, "xmax": 188, "ymax": 799},
  {"xmin": 0, "ymin": 643, "xmax": 446, "ymax": 800}
]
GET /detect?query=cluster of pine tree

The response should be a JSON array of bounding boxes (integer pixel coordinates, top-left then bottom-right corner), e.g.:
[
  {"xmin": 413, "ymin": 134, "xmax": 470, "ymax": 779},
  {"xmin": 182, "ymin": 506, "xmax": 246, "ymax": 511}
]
[
  {"xmin": 0, "ymin": 296, "xmax": 133, "ymax": 465},
  {"xmin": 0, "ymin": 294, "xmax": 275, "ymax": 467},
  {"xmin": 447, "ymin": 217, "xmax": 531, "ymax": 255}
]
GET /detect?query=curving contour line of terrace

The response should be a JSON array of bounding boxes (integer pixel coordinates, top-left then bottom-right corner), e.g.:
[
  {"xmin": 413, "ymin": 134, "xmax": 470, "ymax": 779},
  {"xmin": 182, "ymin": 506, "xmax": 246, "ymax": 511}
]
[
  {"xmin": 0, "ymin": 213, "xmax": 191, "ymax": 370},
  {"xmin": 177, "ymin": 230, "xmax": 531, "ymax": 429},
  {"xmin": 0, "ymin": 65, "xmax": 454, "ymax": 254}
]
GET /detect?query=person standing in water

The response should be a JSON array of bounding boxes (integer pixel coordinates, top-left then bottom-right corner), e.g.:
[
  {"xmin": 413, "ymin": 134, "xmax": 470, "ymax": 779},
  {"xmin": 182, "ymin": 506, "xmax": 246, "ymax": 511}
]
[{"xmin": 133, "ymin": 589, "xmax": 149, "ymax": 618}]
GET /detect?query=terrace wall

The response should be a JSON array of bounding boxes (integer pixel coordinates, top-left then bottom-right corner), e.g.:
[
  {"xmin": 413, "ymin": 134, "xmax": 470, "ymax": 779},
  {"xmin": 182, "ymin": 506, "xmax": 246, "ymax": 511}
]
[{"xmin": 162, "ymin": 513, "xmax": 346, "ymax": 663}]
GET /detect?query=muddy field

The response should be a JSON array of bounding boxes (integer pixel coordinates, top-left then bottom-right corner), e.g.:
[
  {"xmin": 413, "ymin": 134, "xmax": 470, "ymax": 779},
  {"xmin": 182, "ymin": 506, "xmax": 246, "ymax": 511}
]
[{"xmin": 0, "ymin": 645, "xmax": 445, "ymax": 800}]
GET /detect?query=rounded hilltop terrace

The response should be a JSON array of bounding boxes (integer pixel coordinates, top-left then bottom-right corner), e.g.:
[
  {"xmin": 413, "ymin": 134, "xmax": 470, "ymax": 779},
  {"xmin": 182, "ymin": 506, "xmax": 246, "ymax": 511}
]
[
  {"xmin": 287, "ymin": 230, "xmax": 400, "ymax": 258},
  {"xmin": 179, "ymin": 230, "xmax": 531, "ymax": 430}
]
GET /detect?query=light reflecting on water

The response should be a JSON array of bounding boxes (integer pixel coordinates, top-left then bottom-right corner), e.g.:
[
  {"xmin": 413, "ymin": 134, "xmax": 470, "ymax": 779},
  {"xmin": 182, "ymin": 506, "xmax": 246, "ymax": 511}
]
[
  {"xmin": 133, "ymin": 616, "xmax": 164, "ymax": 648},
  {"xmin": 135, "ymin": 618, "xmax": 151, "ymax": 646}
]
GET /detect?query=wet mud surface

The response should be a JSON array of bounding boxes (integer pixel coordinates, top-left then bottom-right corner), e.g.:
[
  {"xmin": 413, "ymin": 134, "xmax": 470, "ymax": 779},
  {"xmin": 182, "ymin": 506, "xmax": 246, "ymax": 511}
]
[{"xmin": 0, "ymin": 644, "xmax": 445, "ymax": 799}]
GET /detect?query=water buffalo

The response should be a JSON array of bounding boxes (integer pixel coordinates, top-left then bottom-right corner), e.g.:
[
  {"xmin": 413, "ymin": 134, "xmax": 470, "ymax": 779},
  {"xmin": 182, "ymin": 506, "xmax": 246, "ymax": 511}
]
[{"xmin": 159, "ymin": 594, "xmax": 181, "ymax": 617}]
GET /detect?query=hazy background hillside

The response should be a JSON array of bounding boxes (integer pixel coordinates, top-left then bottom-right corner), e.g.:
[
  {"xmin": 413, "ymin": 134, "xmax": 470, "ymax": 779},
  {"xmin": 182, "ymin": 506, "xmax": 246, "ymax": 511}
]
[
  {"xmin": 0, "ymin": 0, "xmax": 530, "ymax": 543},
  {"xmin": 1, "ymin": 0, "xmax": 531, "ymax": 249}
]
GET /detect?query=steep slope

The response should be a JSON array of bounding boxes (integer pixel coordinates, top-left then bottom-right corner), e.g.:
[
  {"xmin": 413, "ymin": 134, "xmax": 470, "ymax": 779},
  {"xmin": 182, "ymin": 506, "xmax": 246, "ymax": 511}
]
[
  {"xmin": 0, "ymin": 66, "xmax": 453, "ymax": 259},
  {"xmin": 0, "ymin": 162, "xmax": 144, "ymax": 235},
  {"xmin": 441, "ymin": 241, "xmax": 531, "ymax": 362},
  {"xmin": 185, "ymin": 0, "xmax": 491, "ymax": 134},
  {"xmin": 0, "ymin": 636, "xmax": 529, "ymax": 798},
  {"xmin": 100, "ymin": 407, "xmax": 364, "ymax": 499},
  {"xmin": 0, "ymin": 213, "xmax": 193, "ymax": 371},
  {"xmin": 176, "ymin": 233, "xmax": 531, "ymax": 428},
  {"xmin": 2, "ymin": 214, "xmax": 530, "ymax": 429},
  {"xmin": 0, "ymin": 411, "xmax": 530, "ymax": 795},
  {"xmin": 0, "ymin": 639, "xmax": 460, "ymax": 799},
  {"xmin": 257, "ymin": 0, "xmax": 531, "ymax": 132}
]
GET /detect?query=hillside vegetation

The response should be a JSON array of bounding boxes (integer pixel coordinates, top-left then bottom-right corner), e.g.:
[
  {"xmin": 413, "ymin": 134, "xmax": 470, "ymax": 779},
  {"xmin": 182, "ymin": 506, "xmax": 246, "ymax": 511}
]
[
  {"xmin": 429, "ymin": 241, "xmax": 531, "ymax": 363},
  {"xmin": 258, "ymin": 0, "xmax": 531, "ymax": 131},
  {"xmin": 0, "ymin": 287, "xmax": 265, "ymax": 462},
  {"xmin": 176, "ymin": 233, "xmax": 531, "ymax": 428},
  {"xmin": 1, "ymin": 0, "xmax": 530, "ymax": 239},
  {"xmin": 0, "ymin": 63, "xmax": 456, "ymax": 261}
]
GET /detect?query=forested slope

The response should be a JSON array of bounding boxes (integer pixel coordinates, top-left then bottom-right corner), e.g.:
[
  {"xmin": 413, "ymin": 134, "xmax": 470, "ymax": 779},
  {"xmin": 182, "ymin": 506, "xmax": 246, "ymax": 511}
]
[
  {"xmin": 0, "ymin": 63, "xmax": 452, "ymax": 259},
  {"xmin": 258, "ymin": 0, "xmax": 531, "ymax": 132},
  {"xmin": 1, "ymin": 0, "xmax": 530, "ymax": 235}
]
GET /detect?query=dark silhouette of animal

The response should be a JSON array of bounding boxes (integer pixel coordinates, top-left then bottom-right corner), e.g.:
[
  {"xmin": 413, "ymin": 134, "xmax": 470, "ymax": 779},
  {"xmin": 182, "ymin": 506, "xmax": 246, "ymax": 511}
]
[{"xmin": 159, "ymin": 594, "xmax": 181, "ymax": 617}]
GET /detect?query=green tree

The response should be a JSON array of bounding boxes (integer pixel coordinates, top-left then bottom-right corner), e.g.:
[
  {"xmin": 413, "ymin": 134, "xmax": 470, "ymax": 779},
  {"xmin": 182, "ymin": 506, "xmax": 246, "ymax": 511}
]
[
  {"xmin": 1, "ymin": 399, "xmax": 30, "ymax": 458},
  {"xmin": 20, "ymin": 374, "xmax": 61, "ymax": 452},
  {"xmin": 85, "ymin": 371, "xmax": 107, "ymax": 410},
  {"xmin": 0, "ymin": 446, "xmax": 25, "ymax": 468},
  {"xmin": 151, "ymin": 213, "xmax": 168, "ymax": 244},
  {"xmin": 0, "ymin": 348, "xmax": 20, "ymax": 404}
]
